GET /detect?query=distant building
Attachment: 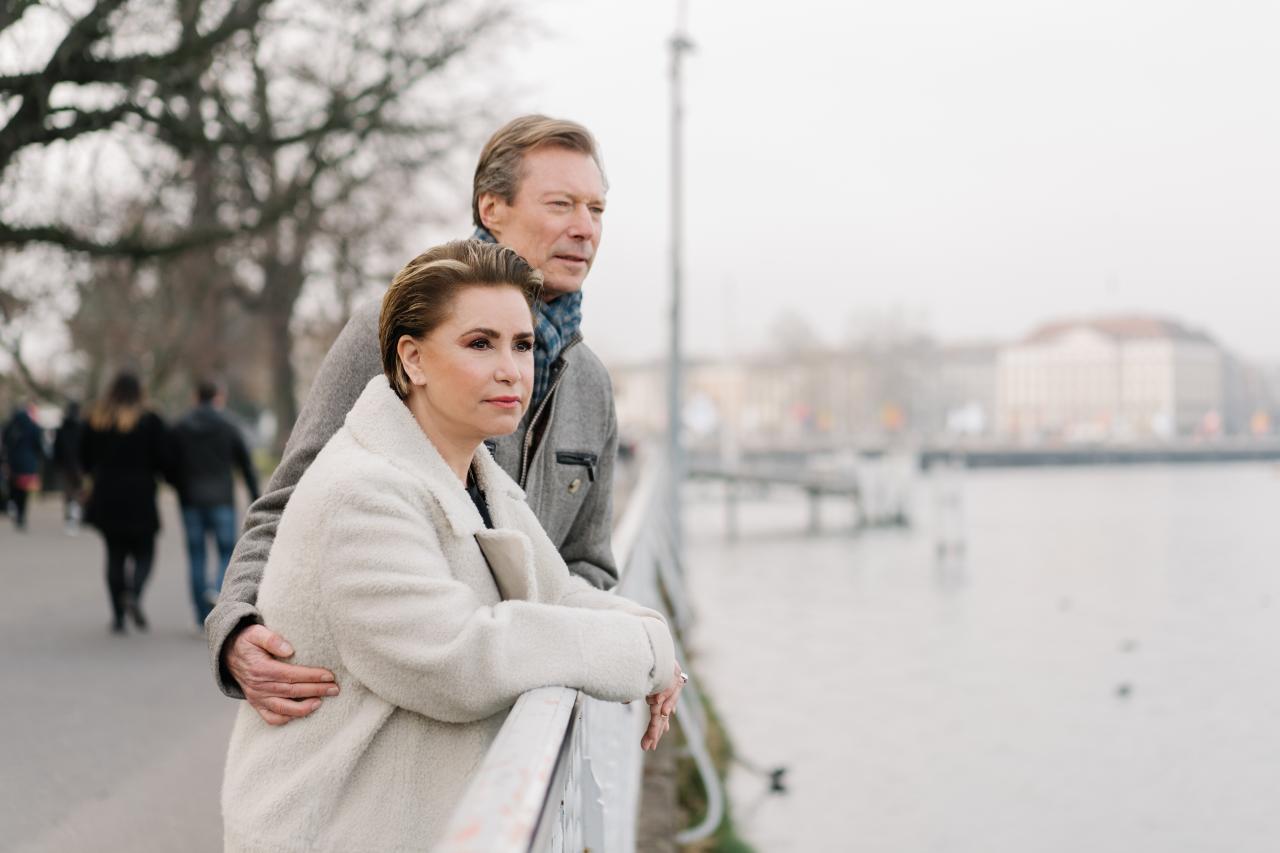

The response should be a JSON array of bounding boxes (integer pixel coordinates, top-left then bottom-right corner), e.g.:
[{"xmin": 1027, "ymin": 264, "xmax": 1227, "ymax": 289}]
[
  {"xmin": 935, "ymin": 342, "xmax": 999, "ymax": 437},
  {"xmin": 609, "ymin": 314, "xmax": 1267, "ymax": 448},
  {"xmin": 610, "ymin": 341, "xmax": 932, "ymax": 451},
  {"xmin": 995, "ymin": 315, "xmax": 1225, "ymax": 441}
]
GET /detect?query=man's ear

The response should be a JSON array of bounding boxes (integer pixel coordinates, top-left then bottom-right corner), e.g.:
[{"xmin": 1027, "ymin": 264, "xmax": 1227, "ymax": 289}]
[
  {"xmin": 477, "ymin": 192, "xmax": 505, "ymax": 235},
  {"xmin": 397, "ymin": 335, "xmax": 429, "ymax": 388}
]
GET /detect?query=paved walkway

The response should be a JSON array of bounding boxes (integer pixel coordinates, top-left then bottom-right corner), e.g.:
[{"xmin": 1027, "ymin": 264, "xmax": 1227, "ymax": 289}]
[{"xmin": 1, "ymin": 494, "xmax": 234, "ymax": 853}]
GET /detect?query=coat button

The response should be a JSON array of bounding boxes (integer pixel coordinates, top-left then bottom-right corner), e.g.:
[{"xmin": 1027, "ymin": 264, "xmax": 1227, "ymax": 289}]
[{"xmin": 568, "ymin": 478, "xmax": 582, "ymax": 494}]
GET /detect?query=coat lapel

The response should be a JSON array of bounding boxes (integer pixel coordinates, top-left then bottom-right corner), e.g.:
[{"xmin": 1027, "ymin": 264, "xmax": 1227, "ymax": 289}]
[
  {"xmin": 474, "ymin": 529, "xmax": 538, "ymax": 602},
  {"xmin": 343, "ymin": 375, "xmax": 544, "ymax": 600},
  {"xmin": 343, "ymin": 376, "xmax": 483, "ymax": 538}
]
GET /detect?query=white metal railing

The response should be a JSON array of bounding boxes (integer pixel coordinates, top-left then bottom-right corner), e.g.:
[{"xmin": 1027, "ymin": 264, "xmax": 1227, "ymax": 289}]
[{"xmin": 437, "ymin": 460, "xmax": 723, "ymax": 852}]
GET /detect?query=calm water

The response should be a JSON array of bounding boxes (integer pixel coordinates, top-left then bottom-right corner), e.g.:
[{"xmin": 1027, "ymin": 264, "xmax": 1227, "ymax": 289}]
[{"xmin": 684, "ymin": 463, "xmax": 1280, "ymax": 853}]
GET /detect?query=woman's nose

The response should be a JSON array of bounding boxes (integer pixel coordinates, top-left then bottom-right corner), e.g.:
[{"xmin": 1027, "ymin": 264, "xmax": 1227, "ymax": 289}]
[{"xmin": 495, "ymin": 350, "xmax": 522, "ymax": 383}]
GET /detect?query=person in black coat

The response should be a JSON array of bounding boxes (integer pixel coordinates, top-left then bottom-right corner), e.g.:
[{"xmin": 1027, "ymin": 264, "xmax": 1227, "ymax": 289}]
[
  {"xmin": 53, "ymin": 401, "xmax": 85, "ymax": 531},
  {"xmin": 171, "ymin": 380, "xmax": 260, "ymax": 626},
  {"xmin": 2, "ymin": 402, "xmax": 46, "ymax": 531},
  {"xmin": 80, "ymin": 373, "xmax": 172, "ymax": 634}
]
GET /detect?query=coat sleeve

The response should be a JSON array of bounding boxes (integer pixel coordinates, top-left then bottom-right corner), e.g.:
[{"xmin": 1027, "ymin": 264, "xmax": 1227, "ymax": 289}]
[
  {"xmin": 78, "ymin": 423, "xmax": 95, "ymax": 474},
  {"xmin": 519, "ymin": 497, "xmax": 672, "ymax": 626},
  {"xmin": 317, "ymin": 480, "xmax": 671, "ymax": 723},
  {"xmin": 150, "ymin": 414, "xmax": 178, "ymax": 489},
  {"xmin": 229, "ymin": 423, "xmax": 260, "ymax": 502},
  {"xmin": 205, "ymin": 301, "xmax": 382, "ymax": 697}
]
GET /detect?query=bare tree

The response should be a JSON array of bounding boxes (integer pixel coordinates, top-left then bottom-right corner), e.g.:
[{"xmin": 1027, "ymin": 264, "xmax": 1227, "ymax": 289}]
[
  {"xmin": 210, "ymin": 0, "xmax": 507, "ymax": 444},
  {"xmin": 0, "ymin": 0, "xmax": 332, "ymax": 256},
  {"xmin": 2, "ymin": 0, "xmax": 511, "ymax": 431}
]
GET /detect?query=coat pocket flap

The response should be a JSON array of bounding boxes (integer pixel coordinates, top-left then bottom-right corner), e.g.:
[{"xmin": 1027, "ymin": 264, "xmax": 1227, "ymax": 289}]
[{"xmin": 475, "ymin": 529, "xmax": 538, "ymax": 602}]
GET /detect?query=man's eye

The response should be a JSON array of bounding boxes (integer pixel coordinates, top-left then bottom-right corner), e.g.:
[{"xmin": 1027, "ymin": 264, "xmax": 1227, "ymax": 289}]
[
  {"xmin": 550, "ymin": 200, "xmax": 571, "ymax": 209},
  {"xmin": 590, "ymin": 206, "xmax": 604, "ymax": 216}
]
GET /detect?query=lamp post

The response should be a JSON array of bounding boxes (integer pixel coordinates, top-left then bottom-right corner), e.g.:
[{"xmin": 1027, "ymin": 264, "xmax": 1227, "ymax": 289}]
[{"xmin": 667, "ymin": 5, "xmax": 693, "ymax": 547}]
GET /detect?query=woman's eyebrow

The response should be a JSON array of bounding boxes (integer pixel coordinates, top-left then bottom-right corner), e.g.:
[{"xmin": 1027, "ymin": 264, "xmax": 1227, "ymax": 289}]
[{"xmin": 459, "ymin": 327, "xmax": 535, "ymax": 340}]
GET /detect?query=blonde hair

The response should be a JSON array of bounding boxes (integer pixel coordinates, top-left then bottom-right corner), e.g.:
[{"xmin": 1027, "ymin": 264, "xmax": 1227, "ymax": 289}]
[
  {"xmin": 379, "ymin": 240, "xmax": 543, "ymax": 400},
  {"xmin": 89, "ymin": 372, "xmax": 144, "ymax": 432},
  {"xmin": 471, "ymin": 114, "xmax": 606, "ymax": 227}
]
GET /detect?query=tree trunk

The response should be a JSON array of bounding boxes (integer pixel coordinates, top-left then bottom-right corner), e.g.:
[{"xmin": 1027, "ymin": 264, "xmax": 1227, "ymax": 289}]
[{"xmin": 266, "ymin": 299, "xmax": 297, "ymax": 455}]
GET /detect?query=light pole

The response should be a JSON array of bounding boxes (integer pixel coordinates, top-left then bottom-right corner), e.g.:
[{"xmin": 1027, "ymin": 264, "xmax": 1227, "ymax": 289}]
[{"xmin": 667, "ymin": 4, "xmax": 693, "ymax": 546}]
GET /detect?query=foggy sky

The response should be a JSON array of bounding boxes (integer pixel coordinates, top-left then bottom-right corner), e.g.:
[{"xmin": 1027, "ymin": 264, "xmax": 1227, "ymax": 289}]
[{"xmin": 475, "ymin": 0, "xmax": 1280, "ymax": 365}]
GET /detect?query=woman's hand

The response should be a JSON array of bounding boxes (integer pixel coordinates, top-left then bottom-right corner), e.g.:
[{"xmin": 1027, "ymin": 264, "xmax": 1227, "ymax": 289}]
[{"xmin": 640, "ymin": 662, "xmax": 687, "ymax": 751}]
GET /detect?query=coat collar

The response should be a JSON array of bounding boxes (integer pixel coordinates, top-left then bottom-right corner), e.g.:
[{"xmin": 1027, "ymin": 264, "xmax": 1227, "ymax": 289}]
[{"xmin": 343, "ymin": 375, "xmax": 525, "ymax": 538}]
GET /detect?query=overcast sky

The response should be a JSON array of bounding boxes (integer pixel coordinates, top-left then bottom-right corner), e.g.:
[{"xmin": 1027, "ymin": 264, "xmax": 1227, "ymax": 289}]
[{"xmin": 451, "ymin": 0, "xmax": 1280, "ymax": 365}]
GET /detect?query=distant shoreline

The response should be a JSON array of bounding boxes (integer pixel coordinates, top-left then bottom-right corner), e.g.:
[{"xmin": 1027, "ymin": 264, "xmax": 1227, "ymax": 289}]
[
  {"xmin": 919, "ymin": 440, "xmax": 1280, "ymax": 469},
  {"xmin": 689, "ymin": 439, "xmax": 1280, "ymax": 471}
]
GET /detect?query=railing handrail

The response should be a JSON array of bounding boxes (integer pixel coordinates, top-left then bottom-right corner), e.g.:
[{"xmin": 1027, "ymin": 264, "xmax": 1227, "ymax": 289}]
[{"xmin": 436, "ymin": 463, "xmax": 665, "ymax": 853}]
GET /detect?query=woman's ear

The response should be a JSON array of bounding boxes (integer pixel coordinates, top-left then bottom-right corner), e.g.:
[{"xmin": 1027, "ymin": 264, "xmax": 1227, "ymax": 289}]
[{"xmin": 396, "ymin": 335, "xmax": 429, "ymax": 388}]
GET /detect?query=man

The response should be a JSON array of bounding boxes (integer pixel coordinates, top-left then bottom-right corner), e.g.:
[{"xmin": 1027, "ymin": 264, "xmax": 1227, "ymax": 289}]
[
  {"xmin": 208, "ymin": 116, "xmax": 682, "ymax": 748},
  {"xmin": 174, "ymin": 380, "xmax": 260, "ymax": 627},
  {"xmin": 52, "ymin": 401, "xmax": 84, "ymax": 534}
]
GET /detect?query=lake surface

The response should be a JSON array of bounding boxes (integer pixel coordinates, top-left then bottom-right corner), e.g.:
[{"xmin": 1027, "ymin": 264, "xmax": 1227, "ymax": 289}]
[{"xmin": 684, "ymin": 463, "xmax": 1280, "ymax": 852}]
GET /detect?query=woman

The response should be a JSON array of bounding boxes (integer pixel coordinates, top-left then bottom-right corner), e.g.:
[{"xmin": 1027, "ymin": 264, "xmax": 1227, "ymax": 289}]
[
  {"xmin": 222, "ymin": 241, "xmax": 676, "ymax": 852},
  {"xmin": 80, "ymin": 372, "xmax": 171, "ymax": 633}
]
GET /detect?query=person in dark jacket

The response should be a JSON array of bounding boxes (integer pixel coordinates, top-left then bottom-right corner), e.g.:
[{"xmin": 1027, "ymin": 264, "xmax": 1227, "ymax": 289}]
[
  {"xmin": 3, "ymin": 402, "xmax": 45, "ymax": 530},
  {"xmin": 172, "ymin": 380, "xmax": 260, "ymax": 626},
  {"xmin": 81, "ymin": 372, "xmax": 172, "ymax": 634},
  {"xmin": 53, "ymin": 401, "xmax": 85, "ymax": 533}
]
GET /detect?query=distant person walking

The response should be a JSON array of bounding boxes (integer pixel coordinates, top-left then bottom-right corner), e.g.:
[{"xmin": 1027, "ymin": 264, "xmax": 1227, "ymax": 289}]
[
  {"xmin": 53, "ymin": 401, "xmax": 85, "ymax": 533},
  {"xmin": 2, "ymin": 402, "xmax": 45, "ymax": 531},
  {"xmin": 172, "ymin": 381, "xmax": 260, "ymax": 628},
  {"xmin": 81, "ymin": 373, "xmax": 172, "ymax": 634}
]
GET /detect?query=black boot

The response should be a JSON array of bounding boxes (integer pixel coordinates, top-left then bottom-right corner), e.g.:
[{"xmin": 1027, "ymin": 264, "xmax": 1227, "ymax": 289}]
[
  {"xmin": 110, "ymin": 592, "xmax": 128, "ymax": 635},
  {"xmin": 128, "ymin": 597, "xmax": 149, "ymax": 632}
]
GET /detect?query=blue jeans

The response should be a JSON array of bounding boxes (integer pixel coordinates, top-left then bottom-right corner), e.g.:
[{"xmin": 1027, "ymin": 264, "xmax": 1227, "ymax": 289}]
[{"xmin": 182, "ymin": 505, "xmax": 238, "ymax": 625}]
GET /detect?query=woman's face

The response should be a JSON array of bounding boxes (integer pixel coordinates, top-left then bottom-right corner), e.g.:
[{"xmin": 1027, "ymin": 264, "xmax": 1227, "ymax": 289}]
[{"xmin": 401, "ymin": 285, "xmax": 535, "ymax": 445}]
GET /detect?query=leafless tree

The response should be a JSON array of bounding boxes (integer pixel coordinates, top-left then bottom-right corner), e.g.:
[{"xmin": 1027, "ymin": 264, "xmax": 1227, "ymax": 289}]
[{"xmin": 1, "ymin": 0, "xmax": 512, "ymax": 435}]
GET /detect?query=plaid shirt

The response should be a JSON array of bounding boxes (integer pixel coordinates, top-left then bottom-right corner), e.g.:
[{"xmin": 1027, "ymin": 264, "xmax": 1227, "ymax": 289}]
[{"xmin": 472, "ymin": 227, "xmax": 582, "ymax": 410}]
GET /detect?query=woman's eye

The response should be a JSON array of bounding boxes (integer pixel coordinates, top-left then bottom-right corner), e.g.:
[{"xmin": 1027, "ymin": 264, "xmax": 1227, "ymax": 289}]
[
  {"xmin": 469, "ymin": 339, "xmax": 491, "ymax": 349},
  {"xmin": 515, "ymin": 341, "xmax": 533, "ymax": 352}
]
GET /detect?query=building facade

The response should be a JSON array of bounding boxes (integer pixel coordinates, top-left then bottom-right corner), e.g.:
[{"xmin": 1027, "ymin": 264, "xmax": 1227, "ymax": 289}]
[{"xmin": 995, "ymin": 316, "xmax": 1224, "ymax": 441}]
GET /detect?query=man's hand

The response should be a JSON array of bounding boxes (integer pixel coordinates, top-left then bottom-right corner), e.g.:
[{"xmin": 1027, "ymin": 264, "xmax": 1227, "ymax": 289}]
[
  {"xmin": 641, "ymin": 662, "xmax": 687, "ymax": 751},
  {"xmin": 226, "ymin": 624, "xmax": 338, "ymax": 726}
]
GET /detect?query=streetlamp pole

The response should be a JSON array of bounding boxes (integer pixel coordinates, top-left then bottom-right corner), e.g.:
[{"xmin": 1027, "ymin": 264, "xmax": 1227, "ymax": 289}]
[{"xmin": 667, "ymin": 5, "xmax": 693, "ymax": 546}]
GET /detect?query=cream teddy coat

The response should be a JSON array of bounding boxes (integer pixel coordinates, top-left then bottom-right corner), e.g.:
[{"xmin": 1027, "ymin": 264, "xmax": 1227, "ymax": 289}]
[{"xmin": 222, "ymin": 376, "xmax": 675, "ymax": 852}]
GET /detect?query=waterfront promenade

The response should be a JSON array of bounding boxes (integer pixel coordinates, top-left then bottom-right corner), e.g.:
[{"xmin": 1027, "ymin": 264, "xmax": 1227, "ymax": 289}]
[{"xmin": 1, "ymin": 495, "xmax": 229, "ymax": 853}]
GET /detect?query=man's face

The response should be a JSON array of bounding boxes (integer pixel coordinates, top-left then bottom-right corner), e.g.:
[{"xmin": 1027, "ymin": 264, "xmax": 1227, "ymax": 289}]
[{"xmin": 479, "ymin": 146, "xmax": 605, "ymax": 300}]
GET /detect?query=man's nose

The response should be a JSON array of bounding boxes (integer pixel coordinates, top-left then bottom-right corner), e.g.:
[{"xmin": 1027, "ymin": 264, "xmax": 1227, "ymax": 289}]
[{"xmin": 566, "ymin": 203, "xmax": 595, "ymax": 239}]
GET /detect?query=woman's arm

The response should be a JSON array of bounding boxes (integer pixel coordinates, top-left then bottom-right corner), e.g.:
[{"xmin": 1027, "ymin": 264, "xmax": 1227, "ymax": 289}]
[
  {"xmin": 517, "ymin": 499, "xmax": 669, "ymax": 622},
  {"xmin": 318, "ymin": 482, "xmax": 675, "ymax": 724}
]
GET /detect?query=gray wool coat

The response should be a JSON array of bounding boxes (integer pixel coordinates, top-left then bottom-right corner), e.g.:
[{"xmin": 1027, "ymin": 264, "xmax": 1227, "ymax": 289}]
[
  {"xmin": 207, "ymin": 298, "xmax": 620, "ymax": 695},
  {"xmin": 221, "ymin": 376, "xmax": 674, "ymax": 852}
]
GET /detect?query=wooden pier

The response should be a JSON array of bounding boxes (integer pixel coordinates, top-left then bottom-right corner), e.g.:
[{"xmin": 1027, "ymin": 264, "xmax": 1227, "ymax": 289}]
[{"xmin": 688, "ymin": 458, "xmax": 911, "ymax": 537}]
